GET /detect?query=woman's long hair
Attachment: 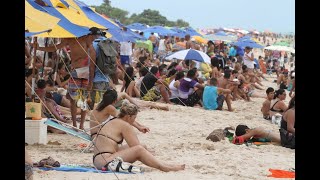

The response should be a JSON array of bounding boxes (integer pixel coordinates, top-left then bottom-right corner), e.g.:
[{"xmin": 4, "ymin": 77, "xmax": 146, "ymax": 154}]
[
  {"xmin": 287, "ymin": 96, "xmax": 295, "ymax": 111},
  {"xmin": 124, "ymin": 66, "xmax": 134, "ymax": 83},
  {"xmin": 96, "ymin": 89, "xmax": 118, "ymax": 111},
  {"xmin": 274, "ymin": 89, "xmax": 285, "ymax": 99}
]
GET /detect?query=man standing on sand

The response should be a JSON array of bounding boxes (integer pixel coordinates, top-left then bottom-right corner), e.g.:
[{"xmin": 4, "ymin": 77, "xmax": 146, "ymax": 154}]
[
  {"xmin": 37, "ymin": 27, "xmax": 102, "ymax": 130},
  {"xmin": 243, "ymin": 46, "xmax": 255, "ymax": 73}
]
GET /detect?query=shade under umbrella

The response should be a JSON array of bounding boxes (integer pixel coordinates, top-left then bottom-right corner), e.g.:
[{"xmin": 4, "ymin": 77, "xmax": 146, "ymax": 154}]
[{"xmin": 165, "ymin": 49, "xmax": 211, "ymax": 64}]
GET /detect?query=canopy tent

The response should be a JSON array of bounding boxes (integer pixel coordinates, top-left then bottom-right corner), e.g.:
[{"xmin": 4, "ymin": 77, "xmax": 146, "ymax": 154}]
[
  {"xmin": 264, "ymin": 45, "xmax": 295, "ymax": 53},
  {"xmin": 26, "ymin": 0, "xmax": 90, "ymax": 38}
]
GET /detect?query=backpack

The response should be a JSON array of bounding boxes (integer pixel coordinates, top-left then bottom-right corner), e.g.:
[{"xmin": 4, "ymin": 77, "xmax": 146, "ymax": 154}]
[{"xmin": 96, "ymin": 40, "xmax": 118, "ymax": 75}]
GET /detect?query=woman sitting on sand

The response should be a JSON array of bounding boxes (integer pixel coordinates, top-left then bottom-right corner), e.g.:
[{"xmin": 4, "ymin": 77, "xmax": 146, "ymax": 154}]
[
  {"xmin": 90, "ymin": 89, "xmax": 168, "ymax": 138},
  {"xmin": 92, "ymin": 102, "xmax": 185, "ymax": 172},
  {"xmin": 232, "ymin": 124, "xmax": 281, "ymax": 144},
  {"xmin": 281, "ymin": 96, "xmax": 295, "ymax": 135},
  {"xmin": 269, "ymin": 89, "xmax": 288, "ymax": 117}
]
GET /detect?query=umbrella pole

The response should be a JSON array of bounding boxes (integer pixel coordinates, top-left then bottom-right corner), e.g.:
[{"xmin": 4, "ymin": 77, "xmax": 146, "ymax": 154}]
[
  {"xmin": 31, "ymin": 37, "xmax": 38, "ymax": 101},
  {"xmin": 41, "ymin": 37, "xmax": 49, "ymax": 78}
]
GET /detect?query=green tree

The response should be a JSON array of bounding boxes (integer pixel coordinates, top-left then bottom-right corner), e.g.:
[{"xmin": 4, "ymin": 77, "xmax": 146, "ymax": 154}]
[
  {"xmin": 175, "ymin": 19, "xmax": 189, "ymax": 28},
  {"xmin": 103, "ymin": 0, "xmax": 111, "ymax": 6}
]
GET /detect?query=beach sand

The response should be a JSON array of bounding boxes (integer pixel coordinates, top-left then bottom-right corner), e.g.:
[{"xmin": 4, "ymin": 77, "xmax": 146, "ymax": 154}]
[{"xmin": 27, "ymin": 73, "xmax": 295, "ymax": 180}]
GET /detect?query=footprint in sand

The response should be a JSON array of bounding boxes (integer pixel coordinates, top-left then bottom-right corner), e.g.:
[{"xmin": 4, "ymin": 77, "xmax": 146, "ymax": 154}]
[{"xmin": 192, "ymin": 165, "xmax": 204, "ymax": 169}]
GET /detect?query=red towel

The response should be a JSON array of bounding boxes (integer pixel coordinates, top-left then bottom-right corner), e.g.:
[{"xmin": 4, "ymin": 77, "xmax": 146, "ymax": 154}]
[{"xmin": 268, "ymin": 168, "xmax": 295, "ymax": 178}]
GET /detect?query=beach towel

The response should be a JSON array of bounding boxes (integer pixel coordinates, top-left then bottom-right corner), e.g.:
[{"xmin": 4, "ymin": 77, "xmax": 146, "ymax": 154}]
[
  {"xmin": 267, "ymin": 168, "xmax": 295, "ymax": 178},
  {"xmin": 38, "ymin": 165, "xmax": 142, "ymax": 174}
]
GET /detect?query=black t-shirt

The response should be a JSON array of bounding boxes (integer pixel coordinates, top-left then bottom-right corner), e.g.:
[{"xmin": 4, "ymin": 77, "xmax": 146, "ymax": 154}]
[{"xmin": 140, "ymin": 73, "xmax": 158, "ymax": 97}]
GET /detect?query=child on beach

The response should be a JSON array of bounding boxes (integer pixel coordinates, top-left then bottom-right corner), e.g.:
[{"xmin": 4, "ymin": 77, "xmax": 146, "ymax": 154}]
[
  {"xmin": 261, "ymin": 87, "xmax": 275, "ymax": 120},
  {"xmin": 203, "ymin": 78, "xmax": 233, "ymax": 111}
]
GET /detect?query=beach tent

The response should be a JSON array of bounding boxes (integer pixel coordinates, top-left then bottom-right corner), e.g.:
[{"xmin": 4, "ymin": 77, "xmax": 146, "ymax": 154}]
[{"xmin": 26, "ymin": 0, "xmax": 91, "ymax": 38}]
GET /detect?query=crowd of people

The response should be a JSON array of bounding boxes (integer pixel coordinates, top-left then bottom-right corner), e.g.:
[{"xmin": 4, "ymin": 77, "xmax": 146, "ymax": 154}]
[{"xmin": 25, "ymin": 26, "xmax": 295, "ymax": 174}]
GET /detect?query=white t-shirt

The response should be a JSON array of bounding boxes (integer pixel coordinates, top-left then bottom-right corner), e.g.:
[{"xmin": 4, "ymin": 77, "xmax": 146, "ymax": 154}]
[
  {"xmin": 120, "ymin": 42, "xmax": 132, "ymax": 56},
  {"xmin": 243, "ymin": 51, "xmax": 254, "ymax": 69},
  {"xmin": 158, "ymin": 39, "xmax": 166, "ymax": 51}
]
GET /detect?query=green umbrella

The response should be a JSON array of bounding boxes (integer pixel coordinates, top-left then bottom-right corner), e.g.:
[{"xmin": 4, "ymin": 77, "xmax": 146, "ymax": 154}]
[
  {"xmin": 135, "ymin": 40, "xmax": 153, "ymax": 53},
  {"xmin": 273, "ymin": 41, "xmax": 290, "ymax": 47}
]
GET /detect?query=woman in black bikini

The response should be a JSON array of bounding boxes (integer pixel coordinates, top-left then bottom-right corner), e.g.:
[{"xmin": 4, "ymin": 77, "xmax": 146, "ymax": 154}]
[
  {"xmin": 269, "ymin": 89, "xmax": 288, "ymax": 117},
  {"xmin": 92, "ymin": 101, "xmax": 185, "ymax": 172},
  {"xmin": 281, "ymin": 96, "xmax": 295, "ymax": 135}
]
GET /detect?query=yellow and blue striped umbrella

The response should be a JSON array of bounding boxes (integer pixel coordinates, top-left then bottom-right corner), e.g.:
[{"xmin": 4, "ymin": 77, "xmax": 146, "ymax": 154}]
[
  {"xmin": 26, "ymin": 0, "xmax": 90, "ymax": 38},
  {"xmin": 34, "ymin": 0, "xmax": 112, "ymax": 38}
]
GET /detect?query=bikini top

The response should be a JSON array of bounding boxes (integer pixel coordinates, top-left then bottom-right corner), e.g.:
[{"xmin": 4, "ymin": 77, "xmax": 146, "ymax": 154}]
[
  {"xmin": 91, "ymin": 117, "xmax": 123, "ymax": 144},
  {"xmin": 270, "ymin": 100, "xmax": 284, "ymax": 113}
]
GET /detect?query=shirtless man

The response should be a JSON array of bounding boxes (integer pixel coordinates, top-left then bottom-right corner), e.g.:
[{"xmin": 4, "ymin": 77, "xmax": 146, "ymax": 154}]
[
  {"xmin": 185, "ymin": 34, "xmax": 195, "ymax": 49},
  {"xmin": 217, "ymin": 70, "xmax": 234, "ymax": 111},
  {"xmin": 37, "ymin": 27, "xmax": 101, "ymax": 129},
  {"xmin": 261, "ymin": 87, "xmax": 274, "ymax": 120}
]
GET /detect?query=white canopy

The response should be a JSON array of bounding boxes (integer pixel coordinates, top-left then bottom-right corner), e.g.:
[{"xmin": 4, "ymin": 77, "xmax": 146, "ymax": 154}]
[{"xmin": 264, "ymin": 45, "xmax": 295, "ymax": 53}]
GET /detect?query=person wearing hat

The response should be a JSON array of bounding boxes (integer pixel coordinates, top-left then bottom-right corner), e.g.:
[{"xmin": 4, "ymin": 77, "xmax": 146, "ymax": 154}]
[{"xmin": 36, "ymin": 27, "xmax": 104, "ymax": 130}]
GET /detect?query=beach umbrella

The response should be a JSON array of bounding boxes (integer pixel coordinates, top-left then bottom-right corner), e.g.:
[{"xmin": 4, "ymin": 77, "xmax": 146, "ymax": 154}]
[
  {"xmin": 169, "ymin": 27, "xmax": 188, "ymax": 38},
  {"xmin": 165, "ymin": 49, "xmax": 211, "ymax": 63},
  {"xmin": 183, "ymin": 27, "xmax": 202, "ymax": 36},
  {"xmin": 28, "ymin": 0, "xmax": 113, "ymax": 38},
  {"xmin": 126, "ymin": 23, "xmax": 148, "ymax": 31},
  {"xmin": 264, "ymin": 45, "xmax": 295, "ymax": 53},
  {"xmin": 192, "ymin": 36, "xmax": 208, "ymax": 44},
  {"xmin": 215, "ymin": 31, "xmax": 228, "ymax": 36},
  {"xmin": 273, "ymin": 41, "xmax": 290, "ymax": 47},
  {"xmin": 26, "ymin": 0, "xmax": 91, "ymax": 38},
  {"xmin": 143, "ymin": 26, "xmax": 177, "ymax": 36},
  {"xmin": 233, "ymin": 39, "xmax": 264, "ymax": 48},
  {"xmin": 203, "ymin": 34, "xmax": 237, "ymax": 42}
]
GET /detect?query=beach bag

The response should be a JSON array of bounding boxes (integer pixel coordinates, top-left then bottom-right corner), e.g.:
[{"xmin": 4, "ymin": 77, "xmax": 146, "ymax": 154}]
[
  {"xmin": 141, "ymin": 87, "xmax": 161, "ymax": 101},
  {"xmin": 25, "ymin": 102, "xmax": 42, "ymax": 120},
  {"xmin": 279, "ymin": 128, "xmax": 295, "ymax": 149}
]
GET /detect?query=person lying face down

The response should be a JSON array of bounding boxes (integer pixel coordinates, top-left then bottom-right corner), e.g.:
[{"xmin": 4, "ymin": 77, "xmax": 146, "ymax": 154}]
[{"xmin": 232, "ymin": 124, "xmax": 281, "ymax": 145}]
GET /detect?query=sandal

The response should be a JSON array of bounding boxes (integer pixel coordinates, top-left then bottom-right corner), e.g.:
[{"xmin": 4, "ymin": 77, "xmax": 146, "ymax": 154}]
[{"xmin": 104, "ymin": 157, "xmax": 142, "ymax": 173}]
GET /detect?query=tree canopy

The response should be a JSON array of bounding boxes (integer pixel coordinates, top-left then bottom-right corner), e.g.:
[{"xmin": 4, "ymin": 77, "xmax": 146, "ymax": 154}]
[{"xmin": 92, "ymin": 2, "xmax": 189, "ymax": 28}]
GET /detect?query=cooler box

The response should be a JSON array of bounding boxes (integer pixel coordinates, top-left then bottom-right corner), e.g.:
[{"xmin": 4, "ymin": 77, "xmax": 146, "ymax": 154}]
[{"xmin": 25, "ymin": 118, "xmax": 48, "ymax": 145}]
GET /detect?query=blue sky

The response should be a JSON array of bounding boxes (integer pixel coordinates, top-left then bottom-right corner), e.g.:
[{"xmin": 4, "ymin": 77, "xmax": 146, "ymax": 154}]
[{"xmin": 80, "ymin": 0, "xmax": 295, "ymax": 33}]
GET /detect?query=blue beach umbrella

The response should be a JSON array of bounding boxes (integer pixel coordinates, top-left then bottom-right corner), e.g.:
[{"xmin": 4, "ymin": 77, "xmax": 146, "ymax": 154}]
[
  {"xmin": 143, "ymin": 26, "xmax": 177, "ymax": 36},
  {"xmin": 165, "ymin": 49, "xmax": 211, "ymax": 63},
  {"xmin": 233, "ymin": 40, "xmax": 264, "ymax": 48},
  {"xmin": 126, "ymin": 23, "xmax": 148, "ymax": 31}
]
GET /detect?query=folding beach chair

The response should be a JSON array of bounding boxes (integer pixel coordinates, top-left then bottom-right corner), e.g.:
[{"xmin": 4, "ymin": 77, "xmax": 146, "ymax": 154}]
[{"xmin": 44, "ymin": 118, "xmax": 98, "ymax": 153}]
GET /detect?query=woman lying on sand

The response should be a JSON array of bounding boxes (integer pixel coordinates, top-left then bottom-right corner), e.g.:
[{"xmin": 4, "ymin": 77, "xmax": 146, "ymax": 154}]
[
  {"xmin": 92, "ymin": 101, "xmax": 185, "ymax": 172},
  {"xmin": 232, "ymin": 124, "xmax": 281, "ymax": 144}
]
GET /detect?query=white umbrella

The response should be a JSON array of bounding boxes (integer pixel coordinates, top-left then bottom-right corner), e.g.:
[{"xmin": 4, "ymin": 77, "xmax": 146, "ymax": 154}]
[
  {"xmin": 165, "ymin": 49, "xmax": 211, "ymax": 64},
  {"xmin": 264, "ymin": 45, "xmax": 295, "ymax": 53}
]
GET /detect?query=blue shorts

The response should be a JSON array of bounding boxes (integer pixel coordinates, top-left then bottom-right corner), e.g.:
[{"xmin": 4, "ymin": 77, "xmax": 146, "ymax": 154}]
[{"xmin": 120, "ymin": 55, "xmax": 130, "ymax": 65}]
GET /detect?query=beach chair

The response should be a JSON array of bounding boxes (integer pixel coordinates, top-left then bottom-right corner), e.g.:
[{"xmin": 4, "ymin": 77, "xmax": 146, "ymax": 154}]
[{"xmin": 44, "ymin": 118, "xmax": 95, "ymax": 152}]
